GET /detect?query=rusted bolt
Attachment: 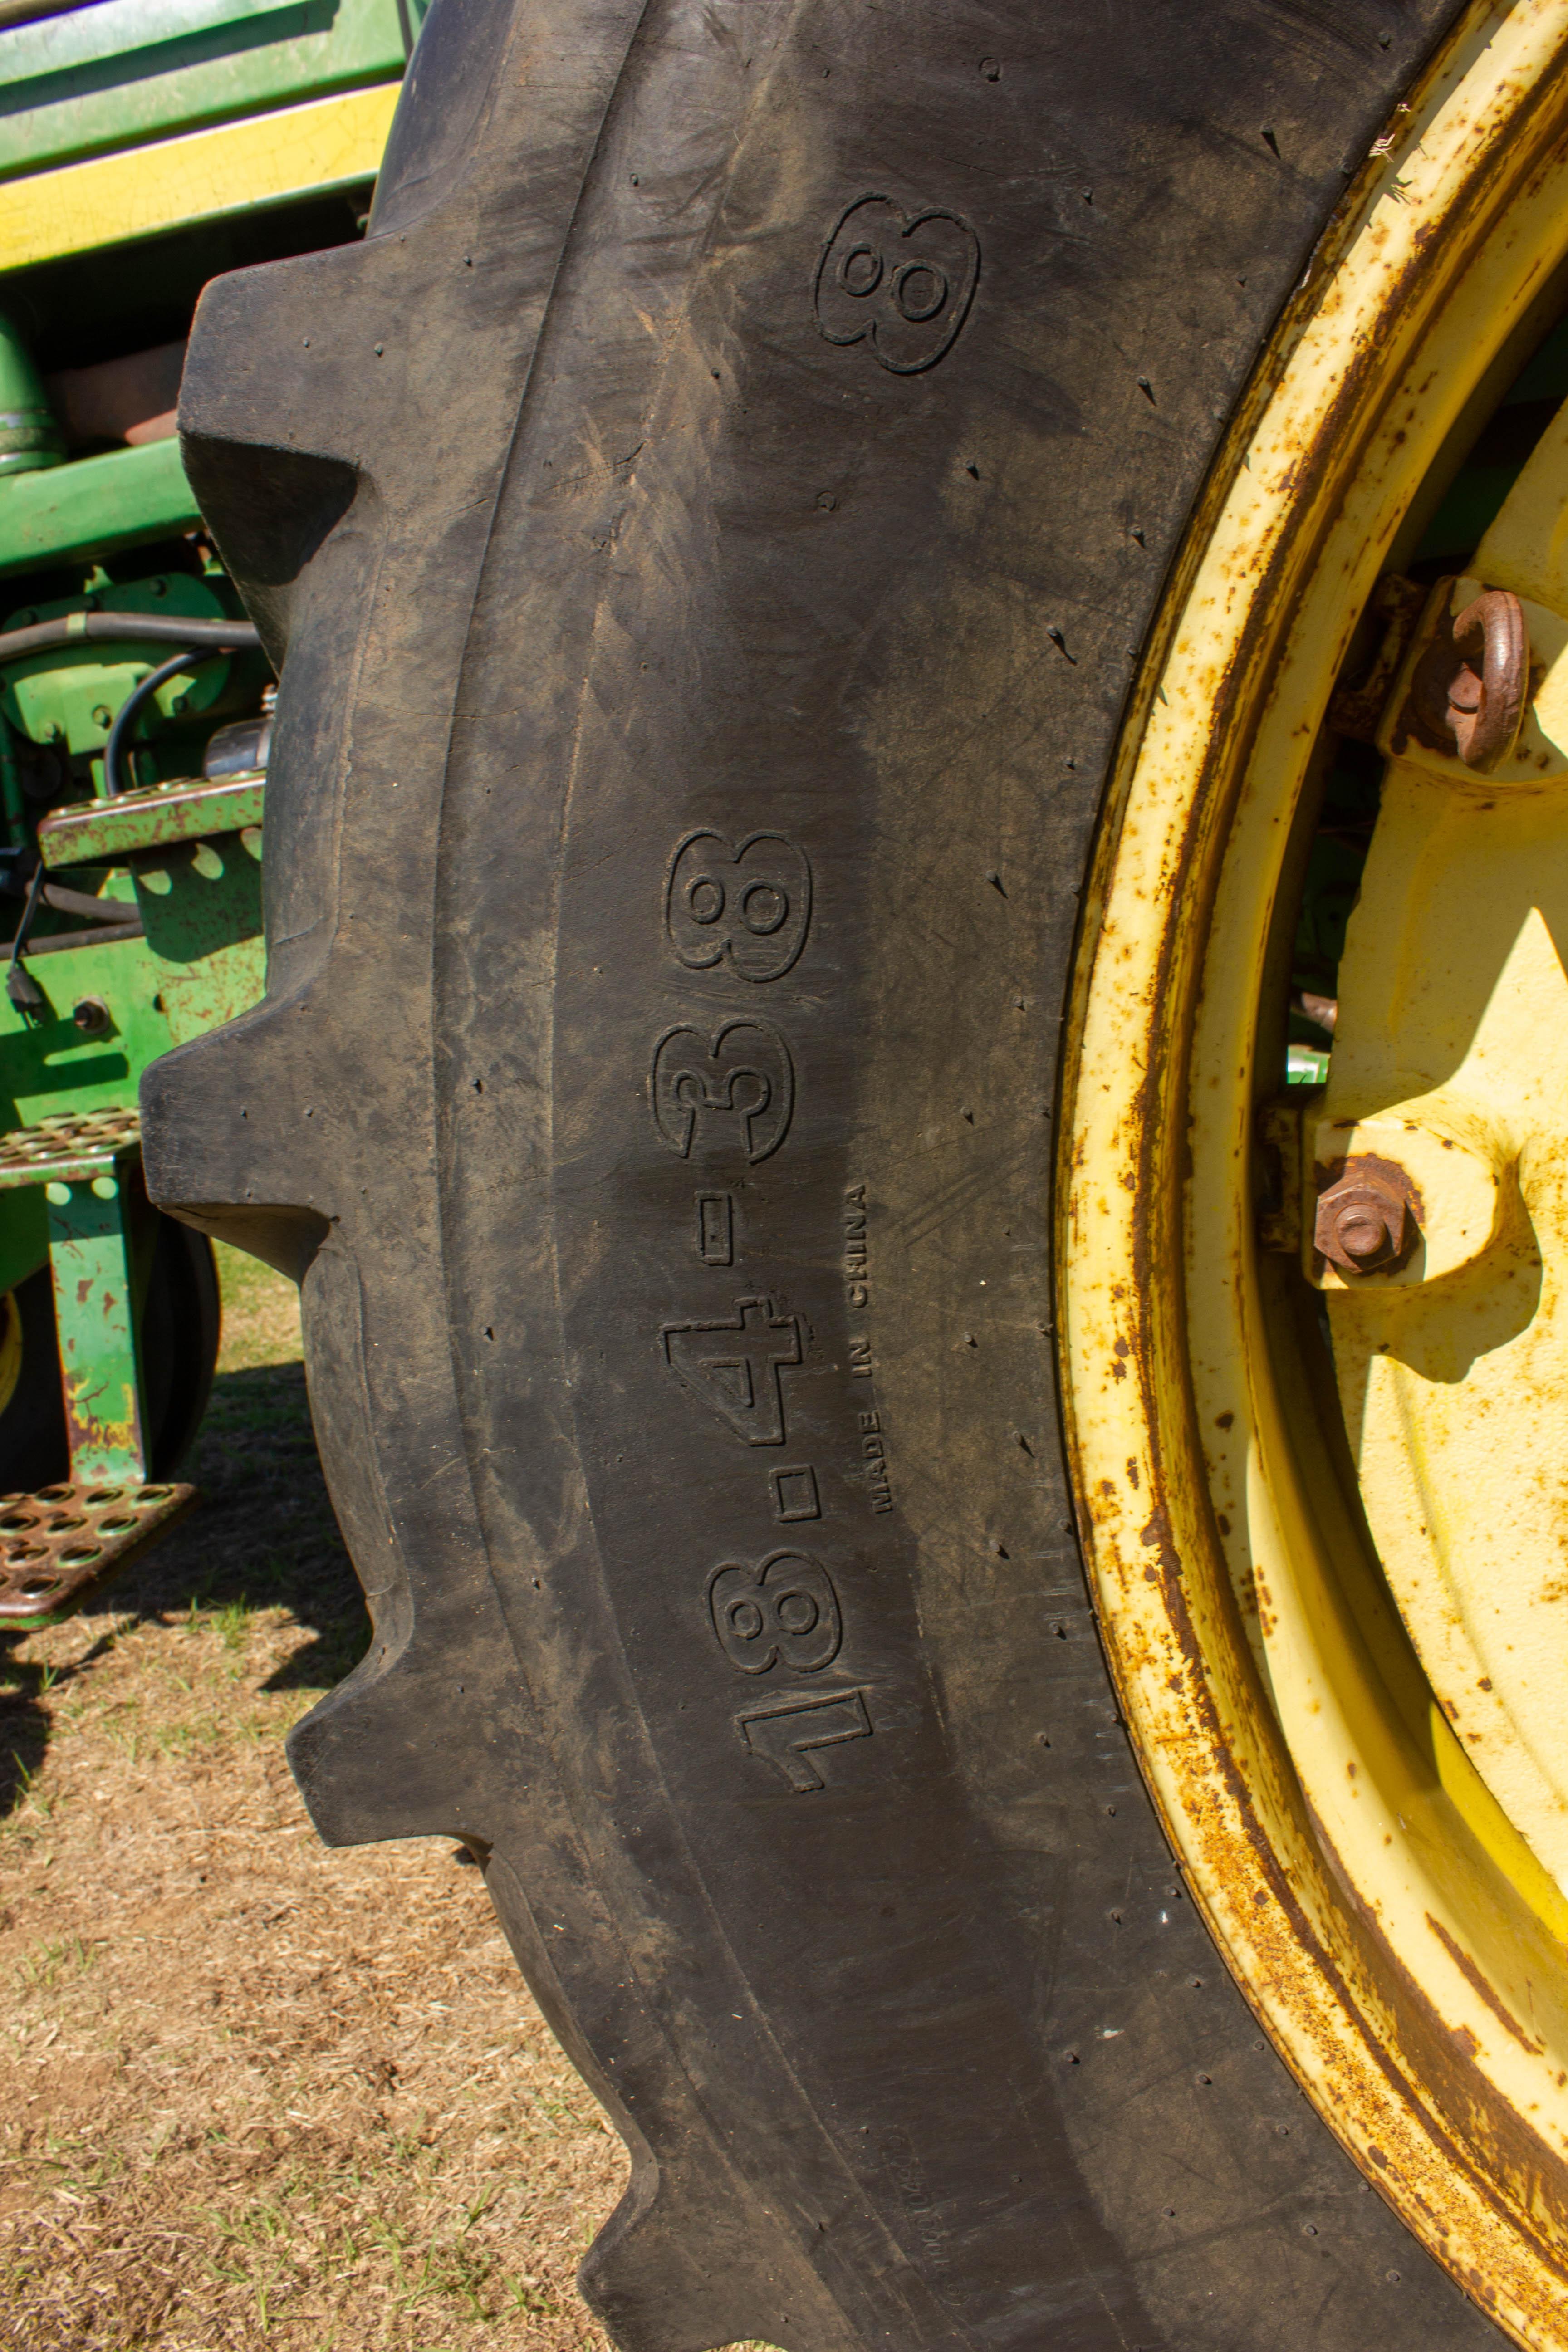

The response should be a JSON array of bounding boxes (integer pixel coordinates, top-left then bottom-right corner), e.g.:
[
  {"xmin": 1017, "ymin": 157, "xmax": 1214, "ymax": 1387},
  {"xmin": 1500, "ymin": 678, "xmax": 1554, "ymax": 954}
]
[
  {"xmin": 1409, "ymin": 586, "xmax": 1528, "ymax": 771},
  {"xmin": 1313, "ymin": 1154, "xmax": 1421, "ymax": 1275},
  {"xmin": 71, "ymin": 997, "xmax": 110, "ymax": 1036}
]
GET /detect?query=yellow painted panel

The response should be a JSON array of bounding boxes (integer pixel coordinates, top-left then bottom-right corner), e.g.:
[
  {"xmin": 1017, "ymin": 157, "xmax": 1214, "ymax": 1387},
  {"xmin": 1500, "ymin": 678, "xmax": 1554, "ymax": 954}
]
[
  {"xmin": 1328, "ymin": 808, "xmax": 1568, "ymax": 1893},
  {"xmin": 0, "ymin": 83, "xmax": 399, "ymax": 274},
  {"xmin": 1479, "ymin": 396, "xmax": 1568, "ymax": 612}
]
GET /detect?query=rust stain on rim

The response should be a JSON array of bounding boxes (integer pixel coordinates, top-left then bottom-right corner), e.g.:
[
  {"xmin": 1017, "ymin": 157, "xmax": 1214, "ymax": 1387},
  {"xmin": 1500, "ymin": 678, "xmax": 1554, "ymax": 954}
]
[{"xmin": 1059, "ymin": 4, "xmax": 1568, "ymax": 2342}]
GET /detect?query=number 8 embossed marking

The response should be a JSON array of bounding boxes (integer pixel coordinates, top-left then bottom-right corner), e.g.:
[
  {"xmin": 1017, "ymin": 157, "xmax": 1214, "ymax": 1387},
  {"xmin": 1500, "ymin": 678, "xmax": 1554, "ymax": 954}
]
[
  {"xmin": 708, "ymin": 1550, "xmax": 843, "ymax": 1673},
  {"xmin": 813, "ymin": 193, "xmax": 981, "ymax": 375},
  {"xmin": 664, "ymin": 828, "xmax": 812, "ymax": 981}
]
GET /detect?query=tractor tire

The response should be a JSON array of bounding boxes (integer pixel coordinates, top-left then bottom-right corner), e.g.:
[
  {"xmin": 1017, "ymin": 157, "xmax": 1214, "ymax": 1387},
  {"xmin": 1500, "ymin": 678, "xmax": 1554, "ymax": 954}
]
[
  {"xmin": 0, "ymin": 1267, "xmax": 70, "ymax": 1492},
  {"xmin": 142, "ymin": 0, "xmax": 1523, "ymax": 2344},
  {"xmin": 138, "ymin": 1215, "xmax": 221, "ymax": 1478}
]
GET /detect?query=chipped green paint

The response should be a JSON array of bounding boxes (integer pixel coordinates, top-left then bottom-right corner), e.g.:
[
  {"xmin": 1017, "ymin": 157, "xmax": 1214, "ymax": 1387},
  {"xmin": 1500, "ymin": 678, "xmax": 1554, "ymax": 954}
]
[
  {"xmin": 39, "ymin": 774, "xmax": 265, "ymax": 864},
  {"xmin": 0, "ymin": 926, "xmax": 167, "ymax": 1125},
  {"xmin": 0, "ymin": 0, "xmax": 403, "ymax": 1557},
  {"xmin": 132, "ymin": 827, "xmax": 265, "ymax": 1044},
  {"xmin": 44, "ymin": 1163, "xmax": 148, "ymax": 1482},
  {"xmin": 0, "ymin": 829, "xmax": 265, "ymax": 1298},
  {"xmin": 0, "ymin": 920, "xmax": 161, "ymax": 1294}
]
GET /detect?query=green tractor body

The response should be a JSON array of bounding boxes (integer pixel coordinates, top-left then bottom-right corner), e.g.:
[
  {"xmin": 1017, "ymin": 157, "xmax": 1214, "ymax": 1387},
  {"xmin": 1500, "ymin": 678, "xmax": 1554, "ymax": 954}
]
[{"xmin": 0, "ymin": 0, "xmax": 410, "ymax": 1627}]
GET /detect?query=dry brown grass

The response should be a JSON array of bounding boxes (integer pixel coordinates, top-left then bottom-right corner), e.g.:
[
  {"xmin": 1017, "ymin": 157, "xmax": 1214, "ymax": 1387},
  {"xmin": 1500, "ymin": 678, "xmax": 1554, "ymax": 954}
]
[{"xmin": 0, "ymin": 1245, "xmax": 630, "ymax": 2351}]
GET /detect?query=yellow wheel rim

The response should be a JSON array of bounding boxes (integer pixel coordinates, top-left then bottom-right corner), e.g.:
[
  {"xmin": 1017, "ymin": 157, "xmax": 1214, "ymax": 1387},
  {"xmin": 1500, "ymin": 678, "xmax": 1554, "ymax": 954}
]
[{"xmin": 1062, "ymin": 2, "xmax": 1568, "ymax": 2339}]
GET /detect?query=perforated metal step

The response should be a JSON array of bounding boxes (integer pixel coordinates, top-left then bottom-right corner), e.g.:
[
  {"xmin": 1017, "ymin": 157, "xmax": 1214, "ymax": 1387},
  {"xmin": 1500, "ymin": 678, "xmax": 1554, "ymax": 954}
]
[
  {"xmin": 0, "ymin": 1477, "xmax": 194, "ymax": 1628},
  {"xmin": 0, "ymin": 1105, "xmax": 140, "ymax": 1191}
]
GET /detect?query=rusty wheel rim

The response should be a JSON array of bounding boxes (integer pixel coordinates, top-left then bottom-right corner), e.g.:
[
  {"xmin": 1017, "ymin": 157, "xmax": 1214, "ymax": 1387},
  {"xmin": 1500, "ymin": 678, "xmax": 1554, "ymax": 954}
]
[{"xmin": 1062, "ymin": 4, "xmax": 1568, "ymax": 2342}]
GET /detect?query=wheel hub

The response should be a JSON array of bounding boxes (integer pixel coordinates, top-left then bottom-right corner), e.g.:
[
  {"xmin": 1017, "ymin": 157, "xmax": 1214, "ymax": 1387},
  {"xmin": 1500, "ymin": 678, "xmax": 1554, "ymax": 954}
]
[{"xmin": 1063, "ymin": 5, "xmax": 1568, "ymax": 2337}]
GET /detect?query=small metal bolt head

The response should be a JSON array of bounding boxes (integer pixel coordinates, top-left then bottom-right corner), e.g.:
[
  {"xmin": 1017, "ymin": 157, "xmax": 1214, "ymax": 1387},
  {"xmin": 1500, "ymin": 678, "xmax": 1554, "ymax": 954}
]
[
  {"xmin": 1313, "ymin": 1159, "xmax": 1420, "ymax": 1274},
  {"xmin": 70, "ymin": 996, "xmax": 110, "ymax": 1037}
]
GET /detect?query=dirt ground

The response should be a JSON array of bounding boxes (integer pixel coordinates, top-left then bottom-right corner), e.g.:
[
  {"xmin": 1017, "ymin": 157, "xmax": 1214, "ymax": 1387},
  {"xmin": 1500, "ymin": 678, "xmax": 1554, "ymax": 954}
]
[{"xmin": 0, "ymin": 1246, "xmax": 631, "ymax": 2351}]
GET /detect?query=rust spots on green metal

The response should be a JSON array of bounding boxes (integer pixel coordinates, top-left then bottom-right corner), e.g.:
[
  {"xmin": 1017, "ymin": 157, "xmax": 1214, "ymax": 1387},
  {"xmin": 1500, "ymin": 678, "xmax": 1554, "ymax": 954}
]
[
  {"xmin": 60, "ymin": 1368, "xmax": 140, "ymax": 1484},
  {"xmin": 45, "ymin": 1169, "xmax": 147, "ymax": 1484},
  {"xmin": 37, "ymin": 774, "xmax": 264, "ymax": 867}
]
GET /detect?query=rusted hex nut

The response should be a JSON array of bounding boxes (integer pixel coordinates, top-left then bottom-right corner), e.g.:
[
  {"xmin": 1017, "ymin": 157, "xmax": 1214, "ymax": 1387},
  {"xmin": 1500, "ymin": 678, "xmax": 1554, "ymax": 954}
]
[{"xmin": 1313, "ymin": 1156, "xmax": 1421, "ymax": 1275}]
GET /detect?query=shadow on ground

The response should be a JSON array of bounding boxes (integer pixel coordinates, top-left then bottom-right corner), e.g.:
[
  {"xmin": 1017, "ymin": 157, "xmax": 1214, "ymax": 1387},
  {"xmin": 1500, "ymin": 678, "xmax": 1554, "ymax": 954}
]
[
  {"xmin": 127, "ymin": 1357, "xmax": 368, "ymax": 1689},
  {"xmin": 0, "ymin": 1355, "xmax": 368, "ymax": 1819}
]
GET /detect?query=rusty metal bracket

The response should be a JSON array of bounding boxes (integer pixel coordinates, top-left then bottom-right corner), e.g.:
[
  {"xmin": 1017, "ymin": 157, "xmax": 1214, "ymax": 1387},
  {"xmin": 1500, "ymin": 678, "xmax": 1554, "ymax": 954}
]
[
  {"xmin": 45, "ymin": 1152, "xmax": 155, "ymax": 1485},
  {"xmin": 0, "ymin": 1476, "xmax": 194, "ymax": 1629},
  {"xmin": 0, "ymin": 1107, "xmax": 201, "ymax": 1623},
  {"xmin": 1403, "ymin": 582, "xmax": 1530, "ymax": 769},
  {"xmin": 0, "ymin": 1103, "xmax": 141, "ymax": 1188},
  {"xmin": 0, "ymin": 1107, "xmax": 159, "ymax": 1481},
  {"xmin": 1328, "ymin": 571, "xmax": 1428, "ymax": 741},
  {"xmin": 36, "ymin": 773, "xmax": 264, "ymax": 869}
]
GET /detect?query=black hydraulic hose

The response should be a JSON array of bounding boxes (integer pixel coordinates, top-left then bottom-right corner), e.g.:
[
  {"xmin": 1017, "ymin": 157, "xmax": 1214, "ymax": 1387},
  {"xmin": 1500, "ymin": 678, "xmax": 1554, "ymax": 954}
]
[
  {"xmin": 0, "ymin": 611, "xmax": 262, "ymax": 663},
  {"xmin": 42, "ymin": 881, "xmax": 136, "ymax": 925},
  {"xmin": 6, "ymin": 854, "xmax": 45, "ymax": 1009},
  {"xmin": 0, "ymin": 612, "xmax": 265, "ymax": 796},
  {"xmin": 0, "ymin": 606, "xmax": 262, "ymax": 997},
  {"xmin": 104, "ymin": 648, "xmax": 220, "ymax": 798}
]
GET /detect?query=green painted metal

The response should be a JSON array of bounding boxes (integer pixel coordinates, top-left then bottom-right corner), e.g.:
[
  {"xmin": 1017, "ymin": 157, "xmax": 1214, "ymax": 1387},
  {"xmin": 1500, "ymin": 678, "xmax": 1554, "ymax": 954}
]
[
  {"xmin": 131, "ymin": 824, "xmax": 265, "ymax": 1043},
  {"xmin": 45, "ymin": 1159, "xmax": 148, "ymax": 1481},
  {"xmin": 0, "ymin": 0, "xmax": 406, "ymax": 1521},
  {"xmin": 39, "ymin": 769, "xmax": 263, "ymax": 861},
  {"xmin": 0, "ymin": 863, "xmax": 264, "ymax": 1299},
  {"xmin": 0, "ymin": 0, "xmax": 419, "ymax": 182},
  {"xmin": 0, "ymin": 926, "xmax": 171, "ymax": 1124},
  {"xmin": 0, "ymin": 305, "xmax": 61, "ymax": 473},
  {"xmin": 5, "ymin": 0, "xmax": 316, "ymax": 82},
  {"xmin": 3, "ymin": 573, "xmax": 245, "ymax": 760},
  {"xmin": 0, "ymin": 923, "xmax": 172, "ymax": 1299},
  {"xmin": 0, "ymin": 435, "xmax": 200, "ymax": 577},
  {"xmin": 0, "ymin": 1103, "xmax": 140, "ymax": 1289}
]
